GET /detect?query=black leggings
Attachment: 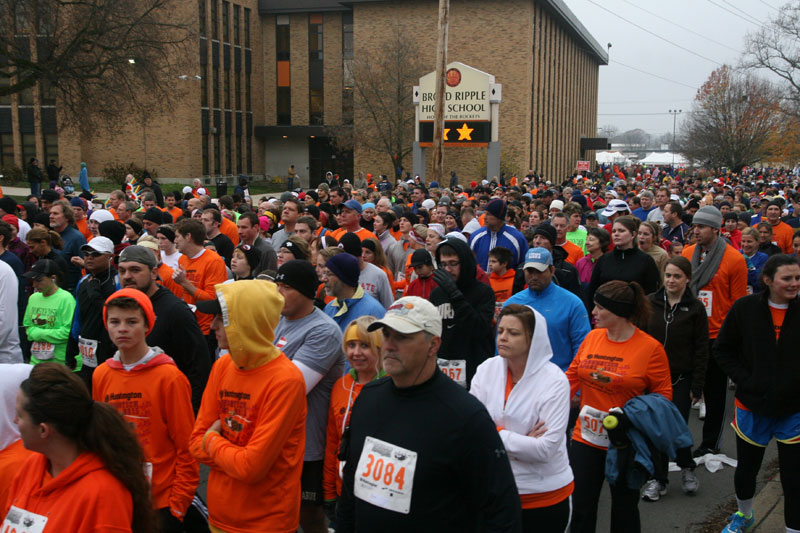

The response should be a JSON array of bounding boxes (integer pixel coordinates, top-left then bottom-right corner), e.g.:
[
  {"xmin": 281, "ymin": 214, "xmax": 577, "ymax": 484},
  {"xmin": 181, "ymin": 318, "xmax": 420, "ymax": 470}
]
[
  {"xmin": 521, "ymin": 496, "xmax": 571, "ymax": 532},
  {"xmin": 734, "ymin": 435, "xmax": 800, "ymax": 528},
  {"xmin": 653, "ymin": 373, "xmax": 696, "ymax": 484},
  {"xmin": 569, "ymin": 441, "xmax": 641, "ymax": 533}
]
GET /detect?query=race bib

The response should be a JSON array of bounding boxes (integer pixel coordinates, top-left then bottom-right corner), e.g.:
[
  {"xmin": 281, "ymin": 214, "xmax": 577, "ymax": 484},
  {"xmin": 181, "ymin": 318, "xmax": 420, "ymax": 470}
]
[
  {"xmin": 437, "ymin": 359, "xmax": 466, "ymax": 387},
  {"xmin": 2, "ymin": 506, "xmax": 48, "ymax": 533},
  {"xmin": 30, "ymin": 342, "xmax": 54, "ymax": 361},
  {"xmin": 580, "ymin": 405, "xmax": 609, "ymax": 448},
  {"xmin": 78, "ymin": 336, "xmax": 99, "ymax": 368},
  {"xmin": 698, "ymin": 290, "xmax": 713, "ymax": 317},
  {"xmin": 354, "ymin": 437, "xmax": 417, "ymax": 514}
]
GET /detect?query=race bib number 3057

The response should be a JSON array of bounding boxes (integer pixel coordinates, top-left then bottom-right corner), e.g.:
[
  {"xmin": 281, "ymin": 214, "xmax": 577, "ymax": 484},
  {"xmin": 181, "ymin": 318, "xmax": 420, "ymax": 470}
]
[
  {"xmin": 2, "ymin": 506, "xmax": 48, "ymax": 533},
  {"xmin": 354, "ymin": 437, "xmax": 417, "ymax": 514}
]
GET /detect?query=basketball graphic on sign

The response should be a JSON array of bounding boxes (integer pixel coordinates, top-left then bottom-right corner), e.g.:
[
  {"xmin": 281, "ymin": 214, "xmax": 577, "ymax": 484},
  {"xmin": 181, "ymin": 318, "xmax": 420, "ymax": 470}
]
[{"xmin": 445, "ymin": 68, "xmax": 461, "ymax": 87}]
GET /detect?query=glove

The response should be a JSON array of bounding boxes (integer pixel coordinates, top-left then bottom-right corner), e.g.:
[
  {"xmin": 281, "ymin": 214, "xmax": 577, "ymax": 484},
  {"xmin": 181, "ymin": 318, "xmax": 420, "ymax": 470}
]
[
  {"xmin": 432, "ymin": 268, "xmax": 460, "ymax": 297},
  {"xmin": 324, "ymin": 499, "xmax": 337, "ymax": 524}
]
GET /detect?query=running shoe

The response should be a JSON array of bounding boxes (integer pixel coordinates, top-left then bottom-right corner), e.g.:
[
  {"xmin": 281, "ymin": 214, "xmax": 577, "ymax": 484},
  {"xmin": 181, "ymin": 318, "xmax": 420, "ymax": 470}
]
[
  {"xmin": 721, "ymin": 511, "xmax": 754, "ymax": 532},
  {"xmin": 641, "ymin": 479, "xmax": 667, "ymax": 501},
  {"xmin": 681, "ymin": 468, "xmax": 699, "ymax": 494},
  {"xmin": 698, "ymin": 400, "xmax": 706, "ymax": 420},
  {"xmin": 691, "ymin": 398, "xmax": 701, "ymax": 410}
]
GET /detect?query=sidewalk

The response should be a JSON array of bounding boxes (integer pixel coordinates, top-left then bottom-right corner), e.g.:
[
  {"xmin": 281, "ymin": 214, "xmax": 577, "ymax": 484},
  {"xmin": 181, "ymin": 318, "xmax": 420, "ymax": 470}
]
[
  {"xmin": 1, "ymin": 185, "xmax": 110, "ymax": 201},
  {"xmin": 753, "ymin": 472, "xmax": 783, "ymax": 530}
]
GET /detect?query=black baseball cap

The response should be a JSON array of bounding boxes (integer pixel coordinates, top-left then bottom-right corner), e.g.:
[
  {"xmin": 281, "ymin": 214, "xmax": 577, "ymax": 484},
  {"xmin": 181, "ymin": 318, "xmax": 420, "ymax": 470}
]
[
  {"xmin": 23, "ymin": 259, "xmax": 59, "ymax": 280},
  {"xmin": 410, "ymin": 249, "xmax": 433, "ymax": 267}
]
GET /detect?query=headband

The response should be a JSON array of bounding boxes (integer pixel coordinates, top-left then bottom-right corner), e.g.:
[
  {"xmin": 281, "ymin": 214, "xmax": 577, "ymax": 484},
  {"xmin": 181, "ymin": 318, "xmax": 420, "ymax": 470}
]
[
  {"xmin": 409, "ymin": 230, "xmax": 426, "ymax": 246},
  {"xmin": 593, "ymin": 291, "xmax": 634, "ymax": 319}
]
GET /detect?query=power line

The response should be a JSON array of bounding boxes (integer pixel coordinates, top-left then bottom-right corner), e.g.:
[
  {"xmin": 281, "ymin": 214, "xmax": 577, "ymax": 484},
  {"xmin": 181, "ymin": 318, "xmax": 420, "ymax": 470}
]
[
  {"xmin": 610, "ymin": 59, "xmax": 699, "ymax": 90},
  {"xmin": 719, "ymin": 0, "xmax": 766, "ymax": 24},
  {"xmin": 586, "ymin": 0, "xmax": 723, "ymax": 65},
  {"xmin": 619, "ymin": 0, "xmax": 741, "ymax": 53},
  {"xmin": 705, "ymin": 0, "xmax": 762, "ymax": 25},
  {"xmin": 758, "ymin": 0, "xmax": 779, "ymax": 11}
]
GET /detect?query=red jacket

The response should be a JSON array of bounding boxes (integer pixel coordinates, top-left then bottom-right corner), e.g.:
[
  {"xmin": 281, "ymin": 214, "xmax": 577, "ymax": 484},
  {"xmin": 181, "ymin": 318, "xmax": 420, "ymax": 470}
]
[{"xmin": 404, "ymin": 275, "xmax": 438, "ymax": 299}]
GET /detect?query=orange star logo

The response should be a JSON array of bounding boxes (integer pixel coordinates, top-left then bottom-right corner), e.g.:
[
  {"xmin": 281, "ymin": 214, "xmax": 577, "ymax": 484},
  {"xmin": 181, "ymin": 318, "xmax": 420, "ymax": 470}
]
[
  {"xmin": 456, "ymin": 123, "xmax": 474, "ymax": 141},
  {"xmin": 443, "ymin": 128, "xmax": 450, "ymax": 141}
]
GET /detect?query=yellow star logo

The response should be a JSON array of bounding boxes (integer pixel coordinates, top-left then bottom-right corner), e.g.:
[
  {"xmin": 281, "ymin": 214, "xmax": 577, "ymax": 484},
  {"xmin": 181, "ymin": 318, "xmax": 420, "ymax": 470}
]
[
  {"xmin": 443, "ymin": 128, "xmax": 450, "ymax": 141},
  {"xmin": 456, "ymin": 123, "xmax": 474, "ymax": 141}
]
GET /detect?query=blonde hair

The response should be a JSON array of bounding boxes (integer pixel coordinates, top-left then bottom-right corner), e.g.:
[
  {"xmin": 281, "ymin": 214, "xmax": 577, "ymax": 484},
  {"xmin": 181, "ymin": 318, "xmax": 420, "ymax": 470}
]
[{"xmin": 343, "ymin": 316, "xmax": 383, "ymax": 372}]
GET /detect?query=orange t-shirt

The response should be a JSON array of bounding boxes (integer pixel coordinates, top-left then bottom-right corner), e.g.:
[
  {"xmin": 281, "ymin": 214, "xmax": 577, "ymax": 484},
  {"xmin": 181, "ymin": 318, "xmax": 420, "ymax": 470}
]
[
  {"xmin": 75, "ymin": 218, "xmax": 92, "ymax": 242},
  {"xmin": 220, "ymin": 217, "xmax": 240, "ymax": 246},
  {"xmin": 323, "ymin": 373, "xmax": 365, "ymax": 500},
  {"xmin": 770, "ymin": 220, "xmax": 794, "ymax": 254},
  {"xmin": 682, "ymin": 243, "xmax": 748, "ymax": 338},
  {"xmin": 189, "ymin": 353, "xmax": 306, "ymax": 533},
  {"xmin": 559, "ymin": 240, "xmax": 584, "ymax": 265},
  {"xmin": 157, "ymin": 263, "xmax": 185, "ymax": 300},
  {"xmin": 769, "ymin": 302, "xmax": 787, "ymax": 341},
  {"xmin": 164, "ymin": 206, "xmax": 184, "ymax": 223},
  {"xmin": 178, "ymin": 249, "xmax": 228, "ymax": 334},
  {"xmin": 489, "ymin": 268, "xmax": 516, "ymax": 304},
  {"xmin": 92, "ymin": 354, "xmax": 198, "ymax": 516},
  {"xmin": 329, "ymin": 226, "xmax": 378, "ymax": 242},
  {"xmin": 0, "ymin": 440, "xmax": 32, "ymax": 509},
  {"xmin": 566, "ymin": 328, "xmax": 672, "ymax": 449}
]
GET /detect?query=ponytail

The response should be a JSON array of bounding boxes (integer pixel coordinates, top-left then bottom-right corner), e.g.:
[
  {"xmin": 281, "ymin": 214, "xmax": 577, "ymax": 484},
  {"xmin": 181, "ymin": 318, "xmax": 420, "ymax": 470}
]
[{"xmin": 19, "ymin": 364, "xmax": 155, "ymax": 533}]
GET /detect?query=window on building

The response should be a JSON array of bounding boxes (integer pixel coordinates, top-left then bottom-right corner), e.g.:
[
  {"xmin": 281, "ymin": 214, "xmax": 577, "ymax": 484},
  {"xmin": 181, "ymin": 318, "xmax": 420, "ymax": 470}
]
[
  {"xmin": 211, "ymin": 0, "xmax": 218, "ymax": 40},
  {"xmin": 234, "ymin": 71, "xmax": 240, "ymax": 110},
  {"xmin": 244, "ymin": 8, "xmax": 250, "ymax": 48},
  {"xmin": 199, "ymin": 0, "xmax": 206, "ymax": 36},
  {"xmin": 222, "ymin": 2, "xmax": 229, "ymax": 42},
  {"xmin": 277, "ymin": 87, "xmax": 290, "ymax": 125},
  {"xmin": 201, "ymin": 65, "xmax": 208, "ymax": 107},
  {"xmin": 276, "ymin": 21, "xmax": 290, "ymax": 61},
  {"xmin": 233, "ymin": 5, "xmax": 240, "ymax": 46},
  {"xmin": 213, "ymin": 67, "xmax": 220, "ymax": 108},
  {"xmin": 0, "ymin": 73, "xmax": 10, "ymax": 105},
  {"xmin": 225, "ymin": 133, "xmax": 232, "ymax": 174},
  {"xmin": 224, "ymin": 70, "xmax": 230, "ymax": 109},
  {"xmin": 19, "ymin": 86, "xmax": 34, "ymax": 105},
  {"xmin": 0, "ymin": 134, "xmax": 14, "ymax": 168},
  {"xmin": 22, "ymin": 134, "xmax": 36, "ymax": 166},
  {"xmin": 44, "ymin": 134, "xmax": 58, "ymax": 163},
  {"xmin": 40, "ymin": 79, "xmax": 56, "ymax": 106},
  {"xmin": 202, "ymin": 135, "xmax": 209, "ymax": 175},
  {"xmin": 214, "ymin": 134, "xmax": 221, "ymax": 174},
  {"xmin": 342, "ymin": 12, "xmax": 354, "ymax": 59},
  {"xmin": 309, "ymin": 15, "xmax": 323, "ymax": 60},
  {"xmin": 246, "ymin": 134, "xmax": 252, "ymax": 173},
  {"xmin": 236, "ymin": 135, "xmax": 242, "ymax": 173},
  {"xmin": 245, "ymin": 73, "xmax": 251, "ymax": 111},
  {"xmin": 342, "ymin": 88, "xmax": 353, "ymax": 125},
  {"xmin": 310, "ymin": 89, "xmax": 323, "ymax": 125}
]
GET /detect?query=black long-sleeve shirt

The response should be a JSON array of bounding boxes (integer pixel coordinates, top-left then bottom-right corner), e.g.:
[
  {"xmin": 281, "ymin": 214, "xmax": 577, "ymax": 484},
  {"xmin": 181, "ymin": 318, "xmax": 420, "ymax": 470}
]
[{"xmin": 337, "ymin": 369, "xmax": 522, "ymax": 533}]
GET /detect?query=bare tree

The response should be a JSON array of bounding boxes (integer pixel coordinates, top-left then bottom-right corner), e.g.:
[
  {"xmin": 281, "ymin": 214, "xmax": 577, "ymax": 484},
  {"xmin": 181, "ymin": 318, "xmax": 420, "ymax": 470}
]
[
  {"xmin": 0, "ymin": 0, "xmax": 192, "ymax": 133},
  {"xmin": 348, "ymin": 26, "xmax": 426, "ymax": 175},
  {"xmin": 742, "ymin": 2, "xmax": 800, "ymax": 116},
  {"xmin": 679, "ymin": 66, "xmax": 783, "ymax": 172}
]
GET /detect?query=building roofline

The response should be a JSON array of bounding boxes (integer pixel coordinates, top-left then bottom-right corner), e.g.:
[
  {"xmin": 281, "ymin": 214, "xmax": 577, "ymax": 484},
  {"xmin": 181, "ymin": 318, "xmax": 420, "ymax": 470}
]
[{"xmin": 541, "ymin": 0, "xmax": 608, "ymax": 65}]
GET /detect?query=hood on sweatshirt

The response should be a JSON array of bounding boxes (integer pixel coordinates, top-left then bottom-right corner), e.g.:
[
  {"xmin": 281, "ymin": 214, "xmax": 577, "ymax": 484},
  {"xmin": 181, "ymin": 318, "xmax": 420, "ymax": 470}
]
[
  {"xmin": 434, "ymin": 236, "xmax": 477, "ymax": 290},
  {"xmin": 0, "ymin": 364, "xmax": 32, "ymax": 450},
  {"xmin": 518, "ymin": 306, "xmax": 554, "ymax": 378},
  {"xmin": 106, "ymin": 346, "xmax": 171, "ymax": 371},
  {"xmin": 216, "ymin": 280, "xmax": 284, "ymax": 370}
]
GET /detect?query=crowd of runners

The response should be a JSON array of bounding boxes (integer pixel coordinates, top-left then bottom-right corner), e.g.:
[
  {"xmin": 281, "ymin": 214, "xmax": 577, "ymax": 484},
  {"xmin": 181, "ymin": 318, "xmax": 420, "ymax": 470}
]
[{"xmin": 0, "ymin": 166, "xmax": 798, "ymax": 533}]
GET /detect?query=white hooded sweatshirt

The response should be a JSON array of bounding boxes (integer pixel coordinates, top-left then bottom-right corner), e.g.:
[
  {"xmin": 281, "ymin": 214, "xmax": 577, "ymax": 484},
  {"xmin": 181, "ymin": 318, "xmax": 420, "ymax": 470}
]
[{"xmin": 470, "ymin": 307, "xmax": 573, "ymax": 496}]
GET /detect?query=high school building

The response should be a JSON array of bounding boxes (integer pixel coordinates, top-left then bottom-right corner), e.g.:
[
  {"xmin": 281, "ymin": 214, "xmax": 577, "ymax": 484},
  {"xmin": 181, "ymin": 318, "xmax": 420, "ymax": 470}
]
[{"xmin": 0, "ymin": 0, "xmax": 606, "ymax": 188}]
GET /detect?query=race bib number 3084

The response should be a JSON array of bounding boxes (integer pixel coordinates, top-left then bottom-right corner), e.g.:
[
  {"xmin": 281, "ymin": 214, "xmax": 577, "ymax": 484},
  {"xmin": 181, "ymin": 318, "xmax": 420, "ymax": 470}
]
[
  {"xmin": 2, "ymin": 506, "xmax": 48, "ymax": 533},
  {"xmin": 354, "ymin": 437, "xmax": 417, "ymax": 514}
]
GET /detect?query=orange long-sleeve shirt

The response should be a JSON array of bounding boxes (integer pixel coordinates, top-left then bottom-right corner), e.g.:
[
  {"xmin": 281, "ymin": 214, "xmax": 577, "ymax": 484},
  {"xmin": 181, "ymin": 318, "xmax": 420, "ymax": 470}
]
[
  {"xmin": 566, "ymin": 328, "xmax": 672, "ymax": 449},
  {"xmin": 178, "ymin": 249, "xmax": 227, "ymax": 334},
  {"xmin": 323, "ymin": 372, "xmax": 365, "ymax": 501},
  {"xmin": 559, "ymin": 240, "xmax": 584, "ymax": 265},
  {"xmin": 157, "ymin": 263, "xmax": 185, "ymax": 300},
  {"xmin": 92, "ymin": 352, "xmax": 198, "ymax": 518},
  {"xmin": 220, "ymin": 217, "xmax": 240, "ymax": 246},
  {"xmin": 329, "ymin": 226, "xmax": 378, "ymax": 242},
  {"xmin": 189, "ymin": 353, "xmax": 306, "ymax": 533},
  {"xmin": 489, "ymin": 268, "xmax": 516, "ymax": 304},
  {"xmin": 3, "ymin": 452, "xmax": 133, "ymax": 532},
  {"xmin": 0, "ymin": 440, "xmax": 32, "ymax": 511},
  {"xmin": 682, "ymin": 242, "xmax": 748, "ymax": 338}
]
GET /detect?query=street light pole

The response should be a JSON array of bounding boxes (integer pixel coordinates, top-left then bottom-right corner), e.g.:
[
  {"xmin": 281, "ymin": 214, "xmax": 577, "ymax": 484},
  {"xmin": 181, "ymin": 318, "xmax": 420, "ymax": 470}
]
[{"xmin": 668, "ymin": 109, "xmax": 682, "ymax": 166}]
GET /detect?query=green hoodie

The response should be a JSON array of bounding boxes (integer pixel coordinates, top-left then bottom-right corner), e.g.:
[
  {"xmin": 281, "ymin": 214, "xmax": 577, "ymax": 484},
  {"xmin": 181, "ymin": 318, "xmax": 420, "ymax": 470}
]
[{"xmin": 24, "ymin": 287, "xmax": 76, "ymax": 365}]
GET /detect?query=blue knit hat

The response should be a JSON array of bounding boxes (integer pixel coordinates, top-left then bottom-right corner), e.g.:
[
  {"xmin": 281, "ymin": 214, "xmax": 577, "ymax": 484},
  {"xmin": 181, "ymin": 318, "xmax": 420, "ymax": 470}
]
[{"xmin": 325, "ymin": 253, "xmax": 360, "ymax": 288}]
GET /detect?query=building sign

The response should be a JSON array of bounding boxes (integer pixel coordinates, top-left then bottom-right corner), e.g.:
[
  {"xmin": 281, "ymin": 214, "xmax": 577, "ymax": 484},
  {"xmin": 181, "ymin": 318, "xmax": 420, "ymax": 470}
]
[
  {"xmin": 576, "ymin": 160, "xmax": 590, "ymax": 171},
  {"xmin": 417, "ymin": 62, "xmax": 494, "ymax": 122},
  {"xmin": 418, "ymin": 121, "xmax": 490, "ymax": 147}
]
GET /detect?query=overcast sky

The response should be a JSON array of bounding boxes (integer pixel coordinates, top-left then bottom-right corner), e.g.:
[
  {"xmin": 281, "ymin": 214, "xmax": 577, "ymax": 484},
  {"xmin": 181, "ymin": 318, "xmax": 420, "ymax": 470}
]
[{"xmin": 561, "ymin": 0, "xmax": 779, "ymax": 140}]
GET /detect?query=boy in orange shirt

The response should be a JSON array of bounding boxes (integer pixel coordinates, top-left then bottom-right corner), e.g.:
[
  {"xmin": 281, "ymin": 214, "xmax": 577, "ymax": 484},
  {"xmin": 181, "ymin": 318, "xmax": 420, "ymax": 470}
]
[
  {"xmin": 190, "ymin": 280, "xmax": 307, "ymax": 533},
  {"xmin": 92, "ymin": 288, "xmax": 199, "ymax": 532},
  {"xmin": 488, "ymin": 246, "xmax": 516, "ymax": 321}
]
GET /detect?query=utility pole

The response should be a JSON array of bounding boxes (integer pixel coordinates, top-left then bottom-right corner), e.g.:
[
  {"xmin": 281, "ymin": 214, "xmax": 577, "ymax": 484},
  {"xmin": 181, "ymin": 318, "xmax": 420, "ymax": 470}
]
[
  {"xmin": 668, "ymin": 109, "xmax": 682, "ymax": 166},
  {"xmin": 431, "ymin": 0, "xmax": 450, "ymax": 184}
]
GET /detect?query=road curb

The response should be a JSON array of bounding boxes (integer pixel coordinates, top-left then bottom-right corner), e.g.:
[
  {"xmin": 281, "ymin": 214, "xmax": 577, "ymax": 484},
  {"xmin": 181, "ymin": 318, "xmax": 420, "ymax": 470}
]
[{"xmin": 753, "ymin": 472, "xmax": 783, "ymax": 531}]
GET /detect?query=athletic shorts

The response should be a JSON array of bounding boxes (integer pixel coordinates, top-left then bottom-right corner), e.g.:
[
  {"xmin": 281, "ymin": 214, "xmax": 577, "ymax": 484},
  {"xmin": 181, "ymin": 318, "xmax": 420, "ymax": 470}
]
[
  {"xmin": 301, "ymin": 460, "xmax": 324, "ymax": 504},
  {"xmin": 732, "ymin": 407, "xmax": 800, "ymax": 447}
]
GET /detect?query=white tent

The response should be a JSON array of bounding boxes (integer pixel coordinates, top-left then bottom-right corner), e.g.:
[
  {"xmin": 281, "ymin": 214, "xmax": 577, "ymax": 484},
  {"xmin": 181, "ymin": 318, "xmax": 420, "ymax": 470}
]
[
  {"xmin": 638, "ymin": 152, "xmax": 688, "ymax": 166},
  {"xmin": 595, "ymin": 151, "xmax": 625, "ymax": 164}
]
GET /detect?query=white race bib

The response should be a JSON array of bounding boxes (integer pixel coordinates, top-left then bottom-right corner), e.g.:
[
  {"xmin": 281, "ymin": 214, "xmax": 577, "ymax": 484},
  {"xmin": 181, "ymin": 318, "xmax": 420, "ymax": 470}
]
[
  {"xmin": 30, "ymin": 342, "xmax": 55, "ymax": 361},
  {"xmin": 78, "ymin": 336, "xmax": 99, "ymax": 368},
  {"xmin": 698, "ymin": 290, "xmax": 713, "ymax": 317},
  {"xmin": 579, "ymin": 405, "xmax": 609, "ymax": 448},
  {"xmin": 2, "ymin": 506, "xmax": 48, "ymax": 533},
  {"xmin": 437, "ymin": 359, "xmax": 467, "ymax": 387},
  {"xmin": 354, "ymin": 437, "xmax": 417, "ymax": 514}
]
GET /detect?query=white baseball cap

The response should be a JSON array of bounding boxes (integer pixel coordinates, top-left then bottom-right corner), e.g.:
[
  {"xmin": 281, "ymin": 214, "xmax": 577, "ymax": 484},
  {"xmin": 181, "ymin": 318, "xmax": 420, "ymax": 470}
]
[
  {"xmin": 421, "ymin": 199, "xmax": 436, "ymax": 210},
  {"xmin": 81, "ymin": 236, "xmax": 114, "ymax": 255},
  {"xmin": 368, "ymin": 296, "xmax": 442, "ymax": 337},
  {"xmin": 601, "ymin": 199, "xmax": 630, "ymax": 217}
]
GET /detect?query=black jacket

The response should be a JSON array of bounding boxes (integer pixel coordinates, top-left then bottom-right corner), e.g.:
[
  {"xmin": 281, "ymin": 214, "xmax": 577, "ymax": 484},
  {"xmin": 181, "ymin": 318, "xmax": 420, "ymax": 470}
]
[
  {"xmin": 337, "ymin": 369, "xmax": 522, "ymax": 532},
  {"xmin": 431, "ymin": 238, "xmax": 496, "ymax": 387},
  {"xmin": 715, "ymin": 292, "xmax": 800, "ymax": 418},
  {"xmin": 552, "ymin": 245, "xmax": 584, "ymax": 301},
  {"xmin": 588, "ymin": 246, "xmax": 660, "ymax": 308},
  {"xmin": 148, "ymin": 285, "xmax": 211, "ymax": 412},
  {"xmin": 70, "ymin": 268, "xmax": 119, "ymax": 382},
  {"xmin": 644, "ymin": 288, "xmax": 709, "ymax": 398}
]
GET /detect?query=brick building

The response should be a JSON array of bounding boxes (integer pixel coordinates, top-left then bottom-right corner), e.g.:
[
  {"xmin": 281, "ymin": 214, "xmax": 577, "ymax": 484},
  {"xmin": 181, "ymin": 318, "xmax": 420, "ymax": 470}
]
[{"xmin": 0, "ymin": 0, "xmax": 605, "ymax": 188}]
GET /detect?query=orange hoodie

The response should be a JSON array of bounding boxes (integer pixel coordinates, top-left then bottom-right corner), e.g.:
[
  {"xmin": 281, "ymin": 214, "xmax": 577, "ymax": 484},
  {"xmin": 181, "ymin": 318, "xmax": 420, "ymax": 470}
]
[
  {"xmin": 220, "ymin": 217, "xmax": 240, "ymax": 246},
  {"xmin": 0, "ymin": 440, "xmax": 32, "ymax": 511},
  {"xmin": 92, "ymin": 350, "xmax": 198, "ymax": 518},
  {"xmin": 3, "ymin": 452, "xmax": 133, "ymax": 531},
  {"xmin": 189, "ymin": 280, "xmax": 306, "ymax": 533}
]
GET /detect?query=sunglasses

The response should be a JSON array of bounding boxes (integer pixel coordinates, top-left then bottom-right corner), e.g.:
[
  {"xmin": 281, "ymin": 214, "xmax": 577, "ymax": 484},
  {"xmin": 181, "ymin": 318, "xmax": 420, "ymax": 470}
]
[{"xmin": 84, "ymin": 251, "xmax": 107, "ymax": 258}]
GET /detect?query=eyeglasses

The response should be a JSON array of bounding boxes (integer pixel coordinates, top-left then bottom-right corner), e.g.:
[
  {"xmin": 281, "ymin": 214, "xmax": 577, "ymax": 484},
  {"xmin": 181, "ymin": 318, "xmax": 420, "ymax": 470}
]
[{"xmin": 439, "ymin": 261, "xmax": 460, "ymax": 268}]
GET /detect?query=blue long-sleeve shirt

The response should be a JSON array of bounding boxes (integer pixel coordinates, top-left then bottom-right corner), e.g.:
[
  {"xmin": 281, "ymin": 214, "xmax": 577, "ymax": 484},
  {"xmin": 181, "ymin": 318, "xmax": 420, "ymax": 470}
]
[
  {"xmin": 469, "ymin": 224, "xmax": 529, "ymax": 271},
  {"xmin": 503, "ymin": 281, "xmax": 590, "ymax": 371}
]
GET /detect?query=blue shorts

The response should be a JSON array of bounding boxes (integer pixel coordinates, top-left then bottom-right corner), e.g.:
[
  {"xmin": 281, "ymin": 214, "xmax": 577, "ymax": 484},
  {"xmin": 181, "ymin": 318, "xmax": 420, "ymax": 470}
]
[{"xmin": 732, "ymin": 407, "xmax": 800, "ymax": 447}]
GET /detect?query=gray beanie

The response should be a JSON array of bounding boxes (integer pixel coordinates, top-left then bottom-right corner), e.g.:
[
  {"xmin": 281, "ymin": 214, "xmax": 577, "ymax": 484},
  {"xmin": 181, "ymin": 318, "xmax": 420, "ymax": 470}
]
[{"xmin": 692, "ymin": 205, "xmax": 722, "ymax": 229}]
